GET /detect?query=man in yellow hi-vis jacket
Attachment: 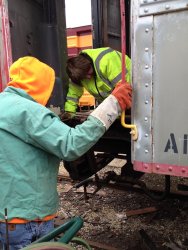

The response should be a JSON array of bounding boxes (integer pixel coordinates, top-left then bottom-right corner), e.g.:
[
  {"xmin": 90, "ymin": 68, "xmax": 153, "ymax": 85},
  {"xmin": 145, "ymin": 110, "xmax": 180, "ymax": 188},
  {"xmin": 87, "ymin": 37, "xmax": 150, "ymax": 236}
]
[
  {"xmin": 64, "ymin": 47, "xmax": 131, "ymax": 117},
  {"xmin": 62, "ymin": 47, "xmax": 139, "ymax": 182}
]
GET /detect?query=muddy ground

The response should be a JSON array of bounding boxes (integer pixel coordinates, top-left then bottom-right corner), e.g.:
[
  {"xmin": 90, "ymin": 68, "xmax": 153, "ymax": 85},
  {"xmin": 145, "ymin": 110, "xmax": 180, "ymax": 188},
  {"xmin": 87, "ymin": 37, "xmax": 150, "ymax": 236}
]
[{"xmin": 57, "ymin": 161, "xmax": 188, "ymax": 250}]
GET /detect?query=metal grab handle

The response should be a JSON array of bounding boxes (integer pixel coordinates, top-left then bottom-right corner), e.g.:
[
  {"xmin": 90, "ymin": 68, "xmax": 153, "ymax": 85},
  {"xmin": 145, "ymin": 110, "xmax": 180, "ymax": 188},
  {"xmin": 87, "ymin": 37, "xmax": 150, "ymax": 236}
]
[{"xmin": 121, "ymin": 111, "xmax": 138, "ymax": 141}]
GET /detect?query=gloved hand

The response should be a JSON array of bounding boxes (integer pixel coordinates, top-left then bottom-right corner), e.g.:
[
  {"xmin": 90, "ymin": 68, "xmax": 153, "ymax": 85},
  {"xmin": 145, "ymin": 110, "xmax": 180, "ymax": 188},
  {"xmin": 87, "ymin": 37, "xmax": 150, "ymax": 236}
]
[
  {"xmin": 60, "ymin": 112, "xmax": 75, "ymax": 121},
  {"xmin": 112, "ymin": 82, "xmax": 132, "ymax": 110}
]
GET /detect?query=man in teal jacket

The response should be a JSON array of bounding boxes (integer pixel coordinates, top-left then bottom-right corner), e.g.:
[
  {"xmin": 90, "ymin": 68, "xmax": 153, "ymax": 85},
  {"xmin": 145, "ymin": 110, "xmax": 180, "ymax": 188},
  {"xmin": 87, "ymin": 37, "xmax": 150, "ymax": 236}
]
[
  {"xmin": 64, "ymin": 47, "xmax": 131, "ymax": 116},
  {"xmin": 0, "ymin": 56, "xmax": 132, "ymax": 249}
]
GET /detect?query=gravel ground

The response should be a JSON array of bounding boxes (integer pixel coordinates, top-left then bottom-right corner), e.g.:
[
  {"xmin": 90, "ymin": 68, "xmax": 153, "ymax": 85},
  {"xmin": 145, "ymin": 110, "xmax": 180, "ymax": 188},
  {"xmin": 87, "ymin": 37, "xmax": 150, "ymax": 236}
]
[{"xmin": 57, "ymin": 161, "xmax": 188, "ymax": 250}]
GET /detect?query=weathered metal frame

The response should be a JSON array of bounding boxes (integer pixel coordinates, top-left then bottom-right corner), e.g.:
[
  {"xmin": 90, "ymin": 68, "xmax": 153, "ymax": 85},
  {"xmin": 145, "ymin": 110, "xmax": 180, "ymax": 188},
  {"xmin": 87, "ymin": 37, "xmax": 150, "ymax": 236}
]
[{"xmin": 0, "ymin": 0, "xmax": 12, "ymax": 91}]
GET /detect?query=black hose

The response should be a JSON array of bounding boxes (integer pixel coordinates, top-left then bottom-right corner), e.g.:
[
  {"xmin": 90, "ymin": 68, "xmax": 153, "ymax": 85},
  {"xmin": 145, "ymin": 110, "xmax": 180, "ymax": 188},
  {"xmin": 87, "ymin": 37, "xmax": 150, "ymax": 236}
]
[
  {"xmin": 94, "ymin": 76, "xmax": 105, "ymax": 100},
  {"xmin": 5, "ymin": 208, "xmax": 9, "ymax": 250}
]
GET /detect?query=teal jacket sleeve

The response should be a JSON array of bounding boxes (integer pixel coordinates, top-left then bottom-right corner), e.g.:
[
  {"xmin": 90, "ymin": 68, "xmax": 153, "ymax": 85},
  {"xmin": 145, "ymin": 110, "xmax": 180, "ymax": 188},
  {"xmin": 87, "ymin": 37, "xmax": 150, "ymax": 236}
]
[{"xmin": 27, "ymin": 103, "xmax": 105, "ymax": 161}]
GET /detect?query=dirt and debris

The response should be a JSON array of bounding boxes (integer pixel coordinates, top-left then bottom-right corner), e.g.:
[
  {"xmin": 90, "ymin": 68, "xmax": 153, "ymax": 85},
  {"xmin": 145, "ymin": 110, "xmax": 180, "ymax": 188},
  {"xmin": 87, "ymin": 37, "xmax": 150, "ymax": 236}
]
[{"xmin": 57, "ymin": 161, "xmax": 188, "ymax": 250}]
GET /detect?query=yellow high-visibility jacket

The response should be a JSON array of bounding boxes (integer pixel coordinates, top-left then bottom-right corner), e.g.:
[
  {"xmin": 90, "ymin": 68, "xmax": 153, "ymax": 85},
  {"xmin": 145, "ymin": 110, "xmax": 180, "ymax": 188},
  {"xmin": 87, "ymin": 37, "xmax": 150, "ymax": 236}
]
[{"xmin": 65, "ymin": 47, "xmax": 132, "ymax": 113}]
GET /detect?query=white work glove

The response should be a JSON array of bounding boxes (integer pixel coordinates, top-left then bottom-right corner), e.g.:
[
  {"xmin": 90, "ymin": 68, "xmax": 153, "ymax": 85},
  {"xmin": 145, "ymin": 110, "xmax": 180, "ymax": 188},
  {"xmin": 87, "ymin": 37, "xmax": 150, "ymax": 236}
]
[
  {"xmin": 90, "ymin": 83, "xmax": 132, "ymax": 130},
  {"xmin": 90, "ymin": 95, "xmax": 121, "ymax": 130}
]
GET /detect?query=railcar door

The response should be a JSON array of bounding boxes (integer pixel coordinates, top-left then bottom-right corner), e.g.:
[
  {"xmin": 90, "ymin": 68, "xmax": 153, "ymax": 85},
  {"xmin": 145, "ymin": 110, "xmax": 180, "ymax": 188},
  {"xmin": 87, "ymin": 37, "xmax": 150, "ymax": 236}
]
[{"xmin": 132, "ymin": 0, "xmax": 188, "ymax": 177}]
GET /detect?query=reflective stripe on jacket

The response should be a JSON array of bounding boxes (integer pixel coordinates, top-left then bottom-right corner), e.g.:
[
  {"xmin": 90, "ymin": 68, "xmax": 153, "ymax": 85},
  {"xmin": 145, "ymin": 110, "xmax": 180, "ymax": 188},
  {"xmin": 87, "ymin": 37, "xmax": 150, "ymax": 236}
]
[
  {"xmin": 65, "ymin": 47, "xmax": 131, "ymax": 113},
  {"xmin": 0, "ymin": 87, "xmax": 105, "ymax": 221}
]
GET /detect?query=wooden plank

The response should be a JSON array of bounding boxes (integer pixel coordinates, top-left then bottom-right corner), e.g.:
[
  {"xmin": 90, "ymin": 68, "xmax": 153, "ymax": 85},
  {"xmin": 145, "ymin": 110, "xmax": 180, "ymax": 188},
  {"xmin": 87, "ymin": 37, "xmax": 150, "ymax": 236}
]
[{"xmin": 126, "ymin": 207, "xmax": 157, "ymax": 217}]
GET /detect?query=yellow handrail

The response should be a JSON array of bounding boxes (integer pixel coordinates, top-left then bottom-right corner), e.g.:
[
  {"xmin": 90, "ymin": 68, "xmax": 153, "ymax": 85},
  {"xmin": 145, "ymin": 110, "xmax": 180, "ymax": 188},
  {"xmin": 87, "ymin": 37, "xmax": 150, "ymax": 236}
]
[{"xmin": 121, "ymin": 111, "xmax": 138, "ymax": 141}]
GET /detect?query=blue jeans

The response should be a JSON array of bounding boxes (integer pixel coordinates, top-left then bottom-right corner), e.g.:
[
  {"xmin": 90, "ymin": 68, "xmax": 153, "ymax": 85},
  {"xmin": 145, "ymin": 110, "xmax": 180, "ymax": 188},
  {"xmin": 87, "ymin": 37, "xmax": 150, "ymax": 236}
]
[{"xmin": 0, "ymin": 220, "xmax": 54, "ymax": 250}]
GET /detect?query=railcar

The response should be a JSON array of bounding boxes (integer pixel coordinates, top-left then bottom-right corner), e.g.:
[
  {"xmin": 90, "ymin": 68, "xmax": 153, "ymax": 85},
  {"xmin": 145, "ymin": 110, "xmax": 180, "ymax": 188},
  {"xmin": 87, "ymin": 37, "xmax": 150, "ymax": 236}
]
[
  {"xmin": 0, "ymin": 0, "xmax": 187, "ymax": 200},
  {"xmin": 65, "ymin": 0, "xmax": 188, "ymax": 199}
]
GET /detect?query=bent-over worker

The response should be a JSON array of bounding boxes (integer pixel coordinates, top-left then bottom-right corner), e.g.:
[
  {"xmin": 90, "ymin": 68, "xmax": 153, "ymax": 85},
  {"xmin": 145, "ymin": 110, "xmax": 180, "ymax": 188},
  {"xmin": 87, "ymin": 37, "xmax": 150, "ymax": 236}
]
[{"xmin": 64, "ymin": 47, "xmax": 131, "ymax": 117}]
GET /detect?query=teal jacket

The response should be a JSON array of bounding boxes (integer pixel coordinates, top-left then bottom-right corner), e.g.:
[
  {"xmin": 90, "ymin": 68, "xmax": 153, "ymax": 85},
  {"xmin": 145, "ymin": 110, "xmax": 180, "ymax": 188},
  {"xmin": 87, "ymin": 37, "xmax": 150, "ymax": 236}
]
[
  {"xmin": 0, "ymin": 87, "xmax": 105, "ymax": 221},
  {"xmin": 65, "ymin": 47, "xmax": 131, "ymax": 113}
]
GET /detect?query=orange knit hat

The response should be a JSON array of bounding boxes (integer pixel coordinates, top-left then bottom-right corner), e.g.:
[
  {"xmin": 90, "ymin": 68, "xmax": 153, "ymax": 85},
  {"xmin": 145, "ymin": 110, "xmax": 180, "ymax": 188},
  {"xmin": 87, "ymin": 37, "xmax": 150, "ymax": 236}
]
[{"xmin": 8, "ymin": 56, "xmax": 55, "ymax": 106}]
